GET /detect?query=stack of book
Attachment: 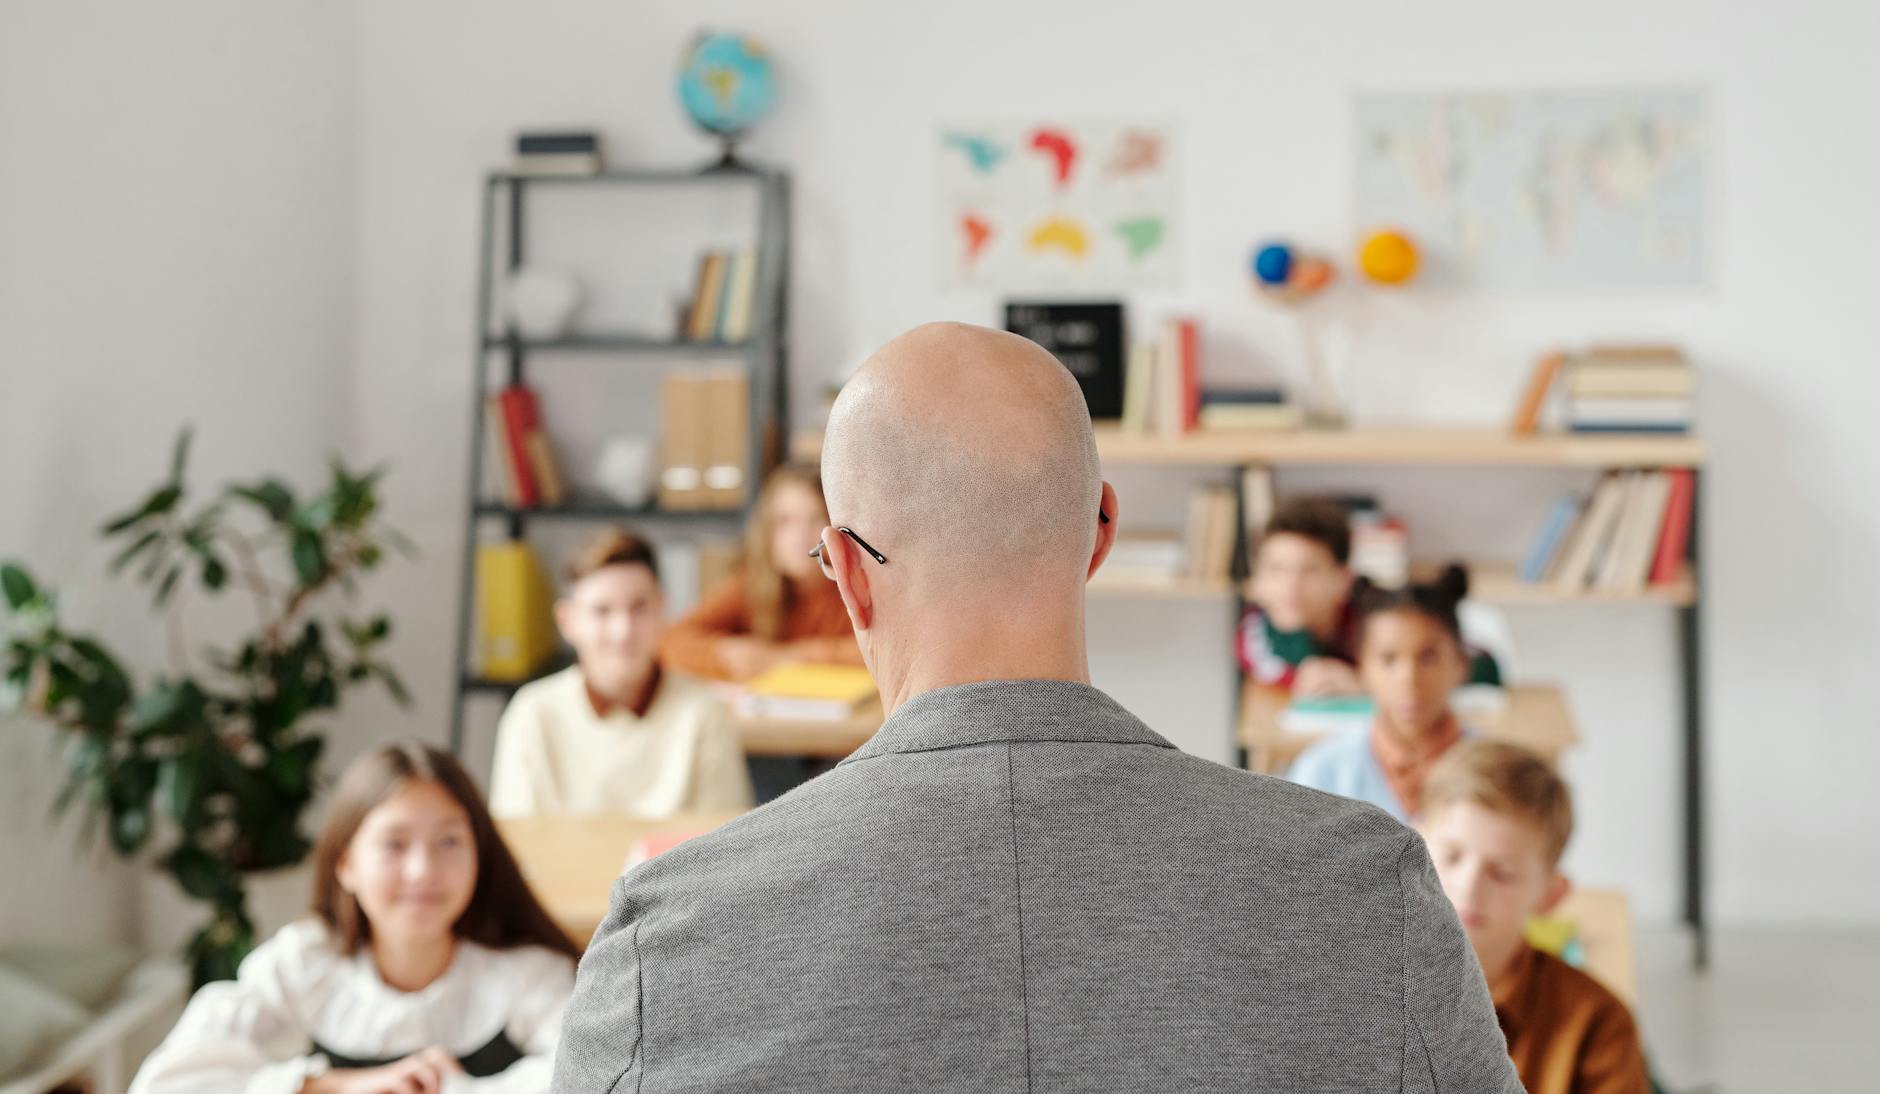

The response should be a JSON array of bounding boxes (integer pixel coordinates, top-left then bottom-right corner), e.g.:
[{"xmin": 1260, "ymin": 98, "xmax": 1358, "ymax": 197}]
[
  {"xmin": 737, "ymin": 664, "xmax": 877, "ymax": 721},
  {"xmin": 1184, "ymin": 485, "xmax": 1239, "ymax": 583},
  {"xmin": 1120, "ymin": 316, "xmax": 1201, "ymax": 436},
  {"xmin": 681, "ymin": 249, "xmax": 759, "ymax": 344},
  {"xmin": 1520, "ymin": 469, "xmax": 1696, "ymax": 593},
  {"xmin": 483, "ymin": 384, "xmax": 567, "ymax": 508},
  {"xmin": 1197, "ymin": 386, "xmax": 1303, "ymax": 432},
  {"xmin": 1099, "ymin": 536, "xmax": 1189, "ymax": 586},
  {"xmin": 1566, "ymin": 345, "xmax": 1694, "ymax": 434},
  {"xmin": 657, "ymin": 367, "xmax": 750, "ymax": 512},
  {"xmin": 510, "ymin": 131, "xmax": 603, "ymax": 176},
  {"xmin": 1093, "ymin": 484, "xmax": 1237, "ymax": 589}
]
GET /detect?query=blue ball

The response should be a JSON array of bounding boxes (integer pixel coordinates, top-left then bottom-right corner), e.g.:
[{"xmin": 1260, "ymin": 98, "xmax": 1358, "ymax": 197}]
[{"xmin": 1253, "ymin": 243, "xmax": 1294, "ymax": 286}]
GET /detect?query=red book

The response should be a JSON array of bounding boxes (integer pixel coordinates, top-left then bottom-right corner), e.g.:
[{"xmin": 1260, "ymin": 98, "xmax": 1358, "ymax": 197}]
[
  {"xmin": 497, "ymin": 386, "xmax": 540, "ymax": 507},
  {"xmin": 1179, "ymin": 318, "xmax": 1200, "ymax": 432},
  {"xmin": 623, "ymin": 826, "xmax": 717, "ymax": 871},
  {"xmin": 1649, "ymin": 468, "xmax": 1695, "ymax": 584}
]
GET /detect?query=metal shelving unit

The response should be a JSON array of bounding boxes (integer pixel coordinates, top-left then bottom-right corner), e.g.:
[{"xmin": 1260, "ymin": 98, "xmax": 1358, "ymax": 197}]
[{"xmin": 447, "ymin": 167, "xmax": 792, "ymax": 755}]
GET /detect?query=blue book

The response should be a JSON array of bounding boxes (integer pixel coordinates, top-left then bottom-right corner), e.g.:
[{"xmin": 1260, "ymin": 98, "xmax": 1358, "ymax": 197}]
[{"xmin": 1520, "ymin": 493, "xmax": 1583, "ymax": 583}]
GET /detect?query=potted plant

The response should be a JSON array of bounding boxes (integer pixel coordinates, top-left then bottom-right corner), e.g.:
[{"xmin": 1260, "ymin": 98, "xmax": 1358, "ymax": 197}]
[{"xmin": 1, "ymin": 431, "xmax": 407, "ymax": 986}]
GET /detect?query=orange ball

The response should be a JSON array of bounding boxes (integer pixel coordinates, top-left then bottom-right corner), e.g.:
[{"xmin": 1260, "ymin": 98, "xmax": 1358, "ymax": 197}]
[{"xmin": 1359, "ymin": 230, "xmax": 1419, "ymax": 285}]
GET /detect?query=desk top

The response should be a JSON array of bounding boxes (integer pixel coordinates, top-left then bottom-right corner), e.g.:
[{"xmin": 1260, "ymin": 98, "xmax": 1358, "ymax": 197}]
[
  {"xmin": 498, "ymin": 810, "xmax": 746, "ymax": 945},
  {"xmin": 1238, "ymin": 683, "xmax": 1578, "ymax": 775},
  {"xmin": 735, "ymin": 698, "xmax": 884, "ymax": 758},
  {"xmin": 1546, "ymin": 888, "xmax": 1639, "ymax": 1007}
]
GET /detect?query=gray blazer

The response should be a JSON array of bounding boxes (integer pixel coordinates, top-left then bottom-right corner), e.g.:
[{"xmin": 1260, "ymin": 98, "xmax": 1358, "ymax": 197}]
[{"xmin": 552, "ymin": 679, "xmax": 1521, "ymax": 1092}]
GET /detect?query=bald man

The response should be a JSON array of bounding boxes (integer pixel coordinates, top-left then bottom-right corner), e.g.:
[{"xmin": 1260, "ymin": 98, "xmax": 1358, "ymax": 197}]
[{"xmin": 553, "ymin": 324, "xmax": 1520, "ymax": 1093}]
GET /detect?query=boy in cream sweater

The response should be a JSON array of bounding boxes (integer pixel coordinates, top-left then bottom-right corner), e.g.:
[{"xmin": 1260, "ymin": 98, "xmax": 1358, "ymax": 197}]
[{"xmin": 489, "ymin": 528, "xmax": 754, "ymax": 818}]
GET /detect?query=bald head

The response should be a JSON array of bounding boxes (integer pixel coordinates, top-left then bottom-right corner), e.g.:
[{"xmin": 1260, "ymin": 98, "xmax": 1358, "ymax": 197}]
[{"xmin": 821, "ymin": 323, "xmax": 1103, "ymax": 592}]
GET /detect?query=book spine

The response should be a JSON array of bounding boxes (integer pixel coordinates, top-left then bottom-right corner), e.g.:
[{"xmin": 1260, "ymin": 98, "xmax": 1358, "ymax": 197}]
[
  {"xmin": 1650, "ymin": 469, "xmax": 1696, "ymax": 585},
  {"xmin": 497, "ymin": 386, "xmax": 541, "ymax": 507}
]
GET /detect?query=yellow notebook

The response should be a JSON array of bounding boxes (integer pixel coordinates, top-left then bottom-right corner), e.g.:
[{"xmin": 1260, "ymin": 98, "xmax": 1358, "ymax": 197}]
[
  {"xmin": 477, "ymin": 542, "xmax": 557, "ymax": 681},
  {"xmin": 737, "ymin": 664, "xmax": 876, "ymax": 720}
]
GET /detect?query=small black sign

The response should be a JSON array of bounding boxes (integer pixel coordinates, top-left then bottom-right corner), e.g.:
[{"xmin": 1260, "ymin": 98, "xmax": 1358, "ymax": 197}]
[{"xmin": 1004, "ymin": 301, "xmax": 1126, "ymax": 420}]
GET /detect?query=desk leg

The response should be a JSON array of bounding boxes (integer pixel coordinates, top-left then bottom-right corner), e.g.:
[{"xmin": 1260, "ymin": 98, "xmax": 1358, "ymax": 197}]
[{"xmin": 1680, "ymin": 473, "xmax": 1708, "ymax": 970}]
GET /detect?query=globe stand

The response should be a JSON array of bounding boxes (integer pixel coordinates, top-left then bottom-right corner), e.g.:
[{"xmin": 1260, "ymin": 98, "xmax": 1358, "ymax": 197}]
[{"xmin": 701, "ymin": 133, "xmax": 756, "ymax": 175}]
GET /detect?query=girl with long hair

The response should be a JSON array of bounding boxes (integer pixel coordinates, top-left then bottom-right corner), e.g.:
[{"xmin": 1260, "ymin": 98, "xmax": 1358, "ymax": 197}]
[
  {"xmin": 659, "ymin": 462, "xmax": 863, "ymax": 682},
  {"xmin": 131, "ymin": 743, "xmax": 579, "ymax": 1094}
]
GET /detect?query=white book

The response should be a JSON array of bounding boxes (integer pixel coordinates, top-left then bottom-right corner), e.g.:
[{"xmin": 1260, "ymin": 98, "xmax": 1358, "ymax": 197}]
[
  {"xmin": 1122, "ymin": 341, "xmax": 1155, "ymax": 435},
  {"xmin": 1553, "ymin": 473, "xmax": 1627, "ymax": 591},
  {"xmin": 1604, "ymin": 471, "xmax": 1673, "ymax": 592},
  {"xmin": 1594, "ymin": 473, "xmax": 1648, "ymax": 589}
]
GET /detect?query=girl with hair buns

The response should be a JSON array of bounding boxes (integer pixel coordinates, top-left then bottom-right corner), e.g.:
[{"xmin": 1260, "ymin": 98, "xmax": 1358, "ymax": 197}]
[{"xmin": 1287, "ymin": 564, "xmax": 1478, "ymax": 823}]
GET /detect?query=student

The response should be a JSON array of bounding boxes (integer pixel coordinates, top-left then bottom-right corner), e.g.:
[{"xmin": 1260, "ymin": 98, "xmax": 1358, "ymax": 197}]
[
  {"xmin": 1287, "ymin": 565, "xmax": 1473, "ymax": 822},
  {"xmin": 130, "ymin": 743, "xmax": 580, "ymax": 1094},
  {"xmin": 488, "ymin": 527, "xmax": 753, "ymax": 818},
  {"xmin": 659, "ymin": 462, "xmax": 863, "ymax": 682},
  {"xmin": 1236, "ymin": 496, "xmax": 1364, "ymax": 696},
  {"xmin": 1420, "ymin": 740, "xmax": 1651, "ymax": 1094}
]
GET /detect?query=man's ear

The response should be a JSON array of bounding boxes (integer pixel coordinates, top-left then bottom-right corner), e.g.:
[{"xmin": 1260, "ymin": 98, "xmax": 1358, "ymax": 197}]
[
  {"xmin": 1087, "ymin": 482, "xmax": 1120, "ymax": 581},
  {"xmin": 823, "ymin": 527, "xmax": 874, "ymax": 632},
  {"xmin": 1539, "ymin": 871, "xmax": 1571, "ymax": 915},
  {"xmin": 552, "ymin": 598, "xmax": 575, "ymax": 643}
]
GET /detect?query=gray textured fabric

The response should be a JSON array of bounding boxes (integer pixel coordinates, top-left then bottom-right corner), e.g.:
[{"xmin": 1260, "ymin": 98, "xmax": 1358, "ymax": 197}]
[{"xmin": 552, "ymin": 679, "xmax": 1522, "ymax": 1093}]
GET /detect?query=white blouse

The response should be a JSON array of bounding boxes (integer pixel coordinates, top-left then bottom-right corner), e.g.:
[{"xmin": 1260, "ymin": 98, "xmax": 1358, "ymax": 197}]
[{"xmin": 129, "ymin": 918, "xmax": 575, "ymax": 1094}]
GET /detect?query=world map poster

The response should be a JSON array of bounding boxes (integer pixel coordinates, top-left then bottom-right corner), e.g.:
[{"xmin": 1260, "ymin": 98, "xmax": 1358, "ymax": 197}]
[
  {"xmin": 938, "ymin": 121, "xmax": 1179, "ymax": 288},
  {"xmin": 1355, "ymin": 89, "xmax": 1707, "ymax": 288}
]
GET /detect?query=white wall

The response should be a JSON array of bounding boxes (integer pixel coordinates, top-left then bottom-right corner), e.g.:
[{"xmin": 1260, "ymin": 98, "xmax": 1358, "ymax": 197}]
[
  {"xmin": 0, "ymin": 0, "xmax": 355, "ymax": 945},
  {"xmin": 350, "ymin": 0, "xmax": 1880, "ymax": 928}
]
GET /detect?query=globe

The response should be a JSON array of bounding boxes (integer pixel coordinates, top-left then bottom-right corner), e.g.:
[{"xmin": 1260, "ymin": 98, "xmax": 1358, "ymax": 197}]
[{"xmin": 677, "ymin": 33, "xmax": 776, "ymax": 146}]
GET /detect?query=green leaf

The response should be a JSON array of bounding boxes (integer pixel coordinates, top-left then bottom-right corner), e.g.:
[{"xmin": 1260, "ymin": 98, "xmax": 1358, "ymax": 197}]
[
  {"xmin": 158, "ymin": 752, "xmax": 205, "ymax": 823},
  {"xmin": 372, "ymin": 663, "xmax": 412, "ymax": 707},
  {"xmin": 229, "ymin": 481, "xmax": 295, "ymax": 522},
  {"xmin": 102, "ymin": 485, "xmax": 183, "ymax": 535},
  {"xmin": 1, "ymin": 564, "xmax": 37, "ymax": 610},
  {"xmin": 166, "ymin": 844, "xmax": 239, "ymax": 903},
  {"xmin": 169, "ymin": 428, "xmax": 193, "ymax": 484},
  {"xmin": 132, "ymin": 680, "xmax": 196, "ymax": 735},
  {"xmin": 201, "ymin": 555, "xmax": 227, "ymax": 591},
  {"xmin": 265, "ymin": 736, "xmax": 323, "ymax": 797},
  {"xmin": 109, "ymin": 529, "xmax": 165, "ymax": 575},
  {"xmin": 154, "ymin": 565, "xmax": 184, "ymax": 606},
  {"xmin": 109, "ymin": 802, "xmax": 151, "ymax": 854},
  {"xmin": 290, "ymin": 532, "xmax": 326, "ymax": 585},
  {"xmin": 293, "ymin": 495, "xmax": 337, "ymax": 532}
]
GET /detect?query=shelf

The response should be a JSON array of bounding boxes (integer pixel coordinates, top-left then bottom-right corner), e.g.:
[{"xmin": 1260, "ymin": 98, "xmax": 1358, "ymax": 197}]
[
  {"xmin": 488, "ymin": 167, "xmax": 783, "ymax": 187},
  {"xmin": 1450, "ymin": 560, "xmax": 1699, "ymax": 607},
  {"xmin": 1088, "ymin": 574, "xmax": 1237, "ymax": 601},
  {"xmin": 790, "ymin": 426, "xmax": 1704, "ymax": 469},
  {"xmin": 474, "ymin": 500, "xmax": 745, "ymax": 523},
  {"xmin": 462, "ymin": 675, "xmax": 525, "ymax": 694},
  {"xmin": 1092, "ymin": 426, "xmax": 1705, "ymax": 469},
  {"xmin": 482, "ymin": 333, "xmax": 756, "ymax": 357}
]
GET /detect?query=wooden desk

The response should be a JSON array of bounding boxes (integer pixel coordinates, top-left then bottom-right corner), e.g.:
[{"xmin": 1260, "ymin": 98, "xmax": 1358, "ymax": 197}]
[
  {"xmin": 1546, "ymin": 888, "xmax": 1639, "ymax": 1007},
  {"xmin": 735, "ymin": 698, "xmax": 884, "ymax": 759},
  {"xmin": 1239, "ymin": 683, "xmax": 1578, "ymax": 776},
  {"xmin": 498, "ymin": 810, "xmax": 745, "ymax": 945}
]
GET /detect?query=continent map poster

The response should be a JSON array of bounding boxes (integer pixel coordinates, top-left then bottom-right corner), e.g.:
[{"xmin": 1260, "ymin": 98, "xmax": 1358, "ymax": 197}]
[{"xmin": 938, "ymin": 121, "xmax": 1178, "ymax": 287}]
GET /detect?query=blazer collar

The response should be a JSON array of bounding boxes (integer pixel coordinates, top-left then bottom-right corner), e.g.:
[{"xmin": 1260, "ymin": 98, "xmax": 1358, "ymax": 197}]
[{"xmin": 838, "ymin": 678, "xmax": 1177, "ymax": 765}]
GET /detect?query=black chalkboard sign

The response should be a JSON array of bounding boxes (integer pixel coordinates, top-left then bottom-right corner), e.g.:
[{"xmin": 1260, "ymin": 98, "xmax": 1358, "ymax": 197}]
[{"xmin": 1004, "ymin": 302, "xmax": 1126, "ymax": 420}]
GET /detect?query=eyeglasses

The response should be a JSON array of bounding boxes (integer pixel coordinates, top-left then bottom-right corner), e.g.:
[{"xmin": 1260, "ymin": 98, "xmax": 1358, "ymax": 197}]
[
  {"xmin": 808, "ymin": 508, "xmax": 1107, "ymax": 580},
  {"xmin": 808, "ymin": 527, "xmax": 889, "ymax": 580}
]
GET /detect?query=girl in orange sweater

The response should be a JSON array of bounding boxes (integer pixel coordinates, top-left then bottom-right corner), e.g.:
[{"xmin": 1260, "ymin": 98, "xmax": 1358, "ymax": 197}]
[{"xmin": 660, "ymin": 463, "xmax": 863, "ymax": 682}]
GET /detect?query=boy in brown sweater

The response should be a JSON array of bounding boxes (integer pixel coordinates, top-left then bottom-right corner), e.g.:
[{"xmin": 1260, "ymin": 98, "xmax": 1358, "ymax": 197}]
[{"xmin": 1420, "ymin": 741, "xmax": 1651, "ymax": 1094}]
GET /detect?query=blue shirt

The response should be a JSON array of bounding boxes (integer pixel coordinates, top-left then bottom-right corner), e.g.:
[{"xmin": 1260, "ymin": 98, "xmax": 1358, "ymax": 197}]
[{"xmin": 1287, "ymin": 725, "xmax": 1408, "ymax": 822}]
